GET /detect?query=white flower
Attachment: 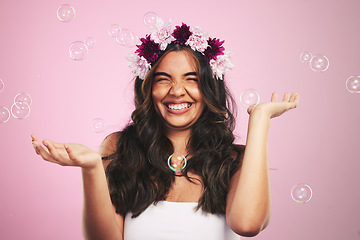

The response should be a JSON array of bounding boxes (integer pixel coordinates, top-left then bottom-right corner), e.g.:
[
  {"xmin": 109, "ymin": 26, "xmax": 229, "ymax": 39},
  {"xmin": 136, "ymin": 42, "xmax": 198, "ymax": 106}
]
[
  {"xmin": 209, "ymin": 51, "xmax": 234, "ymax": 80},
  {"xmin": 126, "ymin": 53, "xmax": 151, "ymax": 80},
  {"xmin": 185, "ymin": 26, "xmax": 208, "ymax": 53},
  {"xmin": 149, "ymin": 18, "xmax": 175, "ymax": 50}
]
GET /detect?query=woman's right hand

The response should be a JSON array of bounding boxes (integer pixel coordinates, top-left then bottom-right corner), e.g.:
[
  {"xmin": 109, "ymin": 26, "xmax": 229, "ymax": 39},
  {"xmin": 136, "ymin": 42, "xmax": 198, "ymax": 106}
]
[{"xmin": 31, "ymin": 134, "xmax": 102, "ymax": 170}]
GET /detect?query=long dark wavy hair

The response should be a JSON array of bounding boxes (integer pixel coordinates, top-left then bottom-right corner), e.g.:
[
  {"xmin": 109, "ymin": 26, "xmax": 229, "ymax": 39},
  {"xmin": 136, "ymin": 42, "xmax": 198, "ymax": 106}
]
[{"xmin": 104, "ymin": 43, "xmax": 244, "ymax": 218}]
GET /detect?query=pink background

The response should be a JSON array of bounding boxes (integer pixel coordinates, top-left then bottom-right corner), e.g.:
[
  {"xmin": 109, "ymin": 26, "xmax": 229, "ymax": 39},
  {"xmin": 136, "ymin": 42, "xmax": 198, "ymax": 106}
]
[{"xmin": 1, "ymin": 0, "xmax": 360, "ymax": 239}]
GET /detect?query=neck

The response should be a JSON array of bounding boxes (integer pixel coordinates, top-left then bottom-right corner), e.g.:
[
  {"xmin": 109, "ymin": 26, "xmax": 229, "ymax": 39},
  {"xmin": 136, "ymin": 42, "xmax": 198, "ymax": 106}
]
[{"xmin": 165, "ymin": 128, "xmax": 191, "ymax": 154}]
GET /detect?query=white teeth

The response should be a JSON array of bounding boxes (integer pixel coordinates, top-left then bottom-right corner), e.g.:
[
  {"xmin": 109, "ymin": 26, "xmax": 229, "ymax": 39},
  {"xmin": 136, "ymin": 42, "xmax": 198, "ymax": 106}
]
[{"xmin": 167, "ymin": 103, "xmax": 191, "ymax": 110}]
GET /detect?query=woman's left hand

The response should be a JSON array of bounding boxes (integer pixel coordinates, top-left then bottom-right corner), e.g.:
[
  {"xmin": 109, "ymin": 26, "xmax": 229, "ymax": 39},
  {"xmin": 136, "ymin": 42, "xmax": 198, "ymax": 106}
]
[{"xmin": 247, "ymin": 92, "xmax": 299, "ymax": 119}]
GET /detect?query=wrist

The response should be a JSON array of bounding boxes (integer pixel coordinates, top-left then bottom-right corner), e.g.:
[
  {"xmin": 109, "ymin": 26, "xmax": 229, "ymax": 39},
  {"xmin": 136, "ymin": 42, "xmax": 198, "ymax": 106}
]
[
  {"xmin": 81, "ymin": 157, "xmax": 103, "ymax": 175},
  {"xmin": 249, "ymin": 106, "xmax": 271, "ymax": 120}
]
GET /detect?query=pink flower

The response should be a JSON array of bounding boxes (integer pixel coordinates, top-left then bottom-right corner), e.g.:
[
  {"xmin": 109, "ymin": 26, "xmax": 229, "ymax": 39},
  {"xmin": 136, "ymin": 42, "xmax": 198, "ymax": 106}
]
[
  {"xmin": 185, "ymin": 26, "xmax": 208, "ymax": 53},
  {"xmin": 209, "ymin": 51, "xmax": 234, "ymax": 80},
  {"xmin": 150, "ymin": 19, "xmax": 175, "ymax": 50},
  {"xmin": 126, "ymin": 53, "xmax": 151, "ymax": 80}
]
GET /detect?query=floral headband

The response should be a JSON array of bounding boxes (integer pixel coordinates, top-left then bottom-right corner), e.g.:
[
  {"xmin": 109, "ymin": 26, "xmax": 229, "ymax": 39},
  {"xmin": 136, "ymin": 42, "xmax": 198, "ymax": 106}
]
[{"xmin": 126, "ymin": 18, "xmax": 234, "ymax": 80}]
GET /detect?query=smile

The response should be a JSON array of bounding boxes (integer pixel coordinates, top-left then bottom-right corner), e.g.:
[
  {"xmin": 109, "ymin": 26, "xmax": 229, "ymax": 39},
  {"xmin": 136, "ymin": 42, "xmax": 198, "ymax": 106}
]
[{"xmin": 165, "ymin": 103, "xmax": 192, "ymax": 110}]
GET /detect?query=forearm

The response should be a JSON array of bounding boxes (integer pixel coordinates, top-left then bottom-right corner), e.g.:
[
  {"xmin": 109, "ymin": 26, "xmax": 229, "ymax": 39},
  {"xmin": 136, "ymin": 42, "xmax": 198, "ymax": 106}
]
[
  {"xmin": 227, "ymin": 110, "xmax": 271, "ymax": 235},
  {"xmin": 81, "ymin": 163, "xmax": 123, "ymax": 240}
]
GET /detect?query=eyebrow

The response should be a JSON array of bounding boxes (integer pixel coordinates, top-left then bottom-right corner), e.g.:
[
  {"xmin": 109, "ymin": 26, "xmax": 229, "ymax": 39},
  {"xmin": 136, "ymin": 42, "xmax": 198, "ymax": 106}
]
[{"xmin": 154, "ymin": 71, "xmax": 197, "ymax": 78}]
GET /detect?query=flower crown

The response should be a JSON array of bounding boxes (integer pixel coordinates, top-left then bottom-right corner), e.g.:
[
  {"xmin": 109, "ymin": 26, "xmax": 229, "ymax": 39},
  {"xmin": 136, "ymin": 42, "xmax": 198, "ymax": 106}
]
[{"xmin": 126, "ymin": 18, "xmax": 234, "ymax": 80}]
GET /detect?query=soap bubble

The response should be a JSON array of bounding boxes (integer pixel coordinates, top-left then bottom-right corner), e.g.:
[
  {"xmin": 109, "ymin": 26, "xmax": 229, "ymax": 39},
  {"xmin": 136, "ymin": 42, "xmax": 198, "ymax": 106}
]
[
  {"xmin": 0, "ymin": 78, "xmax": 4, "ymax": 92},
  {"xmin": 291, "ymin": 183, "xmax": 312, "ymax": 203},
  {"xmin": 168, "ymin": 153, "xmax": 187, "ymax": 172},
  {"xmin": 14, "ymin": 93, "xmax": 32, "ymax": 108},
  {"xmin": 91, "ymin": 118, "xmax": 106, "ymax": 133},
  {"xmin": 310, "ymin": 54, "xmax": 329, "ymax": 72},
  {"xmin": 84, "ymin": 37, "xmax": 96, "ymax": 49},
  {"xmin": 346, "ymin": 76, "xmax": 360, "ymax": 93},
  {"xmin": 69, "ymin": 41, "xmax": 88, "ymax": 61},
  {"xmin": 108, "ymin": 24, "xmax": 121, "ymax": 38},
  {"xmin": 300, "ymin": 51, "xmax": 312, "ymax": 63},
  {"xmin": 0, "ymin": 106, "xmax": 10, "ymax": 123},
  {"xmin": 11, "ymin": 102, "xmax": 30, "ymax": 119},
  {"xmin": 57, "ymin": 4, "xmax": 75, "ymax": 22},
  {"xmin": 240, "ymin": 89, "xmax": 260, "ymax": 108},
  {"xmin": 143, "ymin": 12, "xmax": 159, "ymax": 26},
  {"xmin": 116, "ymin": 29, "xmax": 138, "ymax": 47}
]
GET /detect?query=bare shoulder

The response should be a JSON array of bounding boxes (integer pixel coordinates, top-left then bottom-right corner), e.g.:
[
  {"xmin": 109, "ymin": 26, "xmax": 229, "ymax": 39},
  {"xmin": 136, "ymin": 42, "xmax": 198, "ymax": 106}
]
[{"xmin": 99, "ymin": 131, "xmax": 121, "ymax": 169}]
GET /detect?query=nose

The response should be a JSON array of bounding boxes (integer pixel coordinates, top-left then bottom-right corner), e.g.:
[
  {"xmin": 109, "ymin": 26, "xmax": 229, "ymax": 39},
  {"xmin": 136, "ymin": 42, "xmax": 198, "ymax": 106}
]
[{"xmin": 169, "ymin": 81, "xmax": 186, "ymax": 97}]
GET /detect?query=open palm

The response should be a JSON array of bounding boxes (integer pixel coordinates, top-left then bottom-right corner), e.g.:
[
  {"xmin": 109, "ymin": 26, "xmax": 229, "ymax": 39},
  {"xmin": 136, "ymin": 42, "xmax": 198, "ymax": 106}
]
[
  {"xmin": 247, "ymin": 92, "xmax": 299, "ymax": 119},
  {"xmin": 31, "ymin": 134, "xmax": 102, "ymax": 169}
]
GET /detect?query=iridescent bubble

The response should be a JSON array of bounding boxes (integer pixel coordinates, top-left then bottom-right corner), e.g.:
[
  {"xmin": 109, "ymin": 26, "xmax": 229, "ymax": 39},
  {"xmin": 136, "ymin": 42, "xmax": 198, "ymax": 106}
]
[
  {"xmin": 108, "ymin": 24, "xmax": 121, "ymax": 38},
  {"xmin": 69, "ymin": 41, "xmax": 88, "ymax": 61},
  {"xmin": 14, "ymin": 93, "xmax": 32, "ymax": 108},
  {"xmin": 11, "ymin": 102, "xmax": 30, "ymax": 119},
  {"xmin": 291, "ymin": 183, "xmax": 312, "ymax": 203},
  {"xmin": 239, "ymin": 89, "xmax": 260, "ymax": 108},
  {"xmin": 143, "ymin": 12, "xmax": 159, "ymax": 26},
  {"xmin": 116, "ymin": 29, "xmax": 138, "ymax": 47},
  {"xmin": 310, "ymin": 54, "xmax": 329, "ymax": 72},
  {"xmin": 168, "ymin": 153, "xmax": 187, "ymax": 172},
  {"xmin": 300, "ymin": 51, "xmax": 312, "ymax": 63},
  {"xmin": 57, "ymin": 4, "xmax": 75, "ymax": 22},
  {"xmin": 0, "ymin": 78, "xmax": 4, "ymax": 92},
  {"xmin": 91, "ymin": 118, "xmax": 106, "ymax": 133},
  {"xmin": 0, "ymin": 106, "xmax": 10, "ymax": 123},
  {"xmin": 346, "ymin": 76, "xmax": 360, "ymax": 93},
  {"xmin": 84, "ymin": 37, "xmax": 96, "ymax": 49}
]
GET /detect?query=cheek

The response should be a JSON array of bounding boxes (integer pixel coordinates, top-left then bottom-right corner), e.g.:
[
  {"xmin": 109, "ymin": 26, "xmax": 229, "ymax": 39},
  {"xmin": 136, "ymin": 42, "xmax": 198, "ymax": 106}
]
[
  {"xmin": 187, "ymin": 86, "xmax": 204, "ymax": 102},
  {"xmin": 152, "ymin": 85, "xmax": 171, "ymax": 102}
]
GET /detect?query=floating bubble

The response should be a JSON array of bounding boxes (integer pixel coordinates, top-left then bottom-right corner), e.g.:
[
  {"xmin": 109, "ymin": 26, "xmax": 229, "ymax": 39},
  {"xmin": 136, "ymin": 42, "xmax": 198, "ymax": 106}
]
[
  {"xmin": 108, "ymin": 24, "xmax": 121, "ymax": 38},
  {"xmin": 291, "ymin": 183, "xmax": 312, "ymax": 203},
  {"xmin": 300, "ymin": 51, "xmax": 312, "ymax": 63},
  {"xmin": 0, "ymin": 78, "xmax": 4, "ymax": 92},
  {"xmin": 310, "ymin": 54, "xmax": 329, "ymax": 72},
  {"xmin": 168, "ymin": 153, "xmax": 187, "ymax": 172},
  {"xmin": 240, "ymin": 89, "xmax": 260, "ymax": 108},
  {"xmin": 346, "ymin": 76, "xmax": 360, "ymax": 93},
  {"xmin": 91, "ymin": 118, "xmax": 106, "ymax": 133},
  {"xmin": 11, "ymin": 102, "xmax": 30, "ymax": 119},
  {"xmin": 143, "ymin": 12, "xmax": 159, "ymax": 26},
  {"xmin": 116, "ymin": 29, "xmax": 138, "ymax": 47},
  {"xmin": 57, "ymin": 4, "xmax": 75, "ymax": 22},
  {"xmin": 69, "ymin": 41, "xmax": 88, "ymax": 61},
  {"xmin": 0, "ymin": 106, "xmax": 10, "ymax": 123},
  {"xmin": 14, "ymin": 93, "xmax": 32, "ymax": 108},
  {"xmin": 84, "ymin": 37, "xmax": 96, "ymax": 49}
]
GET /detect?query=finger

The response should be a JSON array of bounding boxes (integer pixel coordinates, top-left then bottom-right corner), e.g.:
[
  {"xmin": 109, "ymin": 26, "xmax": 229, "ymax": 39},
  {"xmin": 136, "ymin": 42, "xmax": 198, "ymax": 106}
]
[
  {"xmin": 49, "ymin": 141, "xmax": 67, "ymax": 149},
  {"xmin": 283, "ymin": 92, "xmax": 290, "ymax": 102},
  {"xmin": 43, "ymin": 140, "xmax": 63, "ymax": 161},
  {"xmin": 33, "ymin": 142, "xmax": 59, "ymax": 164},
  {"xmin": 289, "ymin": 92, "xmax": 299, "ymax": 103},
  {"xmin": 31, "ymin": 134, "xmax": 40, "ymax": 145},
  {"xmin": 64, "ymin": 144, "xmax": 77, "ymax": 162},
  {"xmin": 271, "ymin": 92, "xmax": 278, "ymax": 102}
]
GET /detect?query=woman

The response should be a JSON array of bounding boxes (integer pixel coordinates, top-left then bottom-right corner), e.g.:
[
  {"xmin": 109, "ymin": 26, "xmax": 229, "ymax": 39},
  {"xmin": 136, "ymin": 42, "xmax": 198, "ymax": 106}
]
[{"xmin": 31, "ymin": 20, "xmax": 299, "ymax": 240}]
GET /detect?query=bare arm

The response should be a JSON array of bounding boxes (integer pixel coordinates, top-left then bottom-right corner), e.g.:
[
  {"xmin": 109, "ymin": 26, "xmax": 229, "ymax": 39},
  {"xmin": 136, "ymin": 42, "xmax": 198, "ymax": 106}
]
[
  {"xmin": 226, "ymin": 92, "xmax": 299, "ymax": 237},
  {"xmin": 31, "ymin": 133, "xmax": 124, "ymax": 240}
]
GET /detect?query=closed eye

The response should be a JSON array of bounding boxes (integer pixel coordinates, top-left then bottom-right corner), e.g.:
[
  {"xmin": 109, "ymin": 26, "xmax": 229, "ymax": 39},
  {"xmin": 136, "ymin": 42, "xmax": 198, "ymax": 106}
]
[
  {"xmin": 186, "ymin": 78, "xmax": 198, "ymax": 82},
  {"xmin": 155, "ymin": 78, "xmax": 171, "ymax": 82}
]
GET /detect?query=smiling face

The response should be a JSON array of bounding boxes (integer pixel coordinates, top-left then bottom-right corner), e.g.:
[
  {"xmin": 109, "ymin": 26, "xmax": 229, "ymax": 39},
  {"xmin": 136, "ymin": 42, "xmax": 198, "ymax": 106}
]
[{"xmin": 152, "ymin": 50, "xmax": 205, "ymax": 132}]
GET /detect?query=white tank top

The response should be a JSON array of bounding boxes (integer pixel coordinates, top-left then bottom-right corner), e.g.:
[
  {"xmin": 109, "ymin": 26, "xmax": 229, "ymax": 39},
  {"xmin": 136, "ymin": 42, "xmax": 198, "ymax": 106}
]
[{"xmin": 124, "ymin": 201, "xmax": 240, "ymax": 240}]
